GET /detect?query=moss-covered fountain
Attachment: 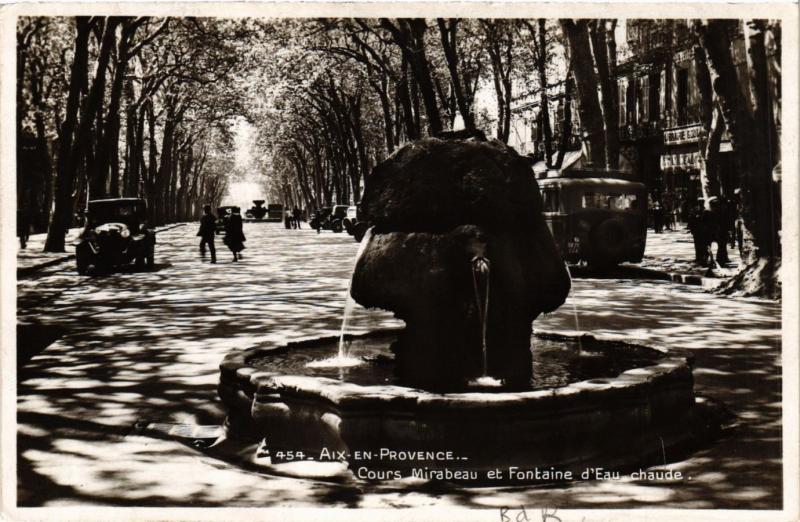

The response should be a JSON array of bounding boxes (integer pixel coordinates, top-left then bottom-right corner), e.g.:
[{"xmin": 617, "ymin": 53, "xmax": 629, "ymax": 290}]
[{"xmin": 218, "ymin": 134, "xmax": 719, "ymax": 482}]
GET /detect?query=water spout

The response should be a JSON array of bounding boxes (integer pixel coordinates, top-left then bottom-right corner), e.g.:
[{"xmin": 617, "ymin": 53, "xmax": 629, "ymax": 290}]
[{"xmin": 471, "ymin": 256, "xmax": 491, "ymax": 377}]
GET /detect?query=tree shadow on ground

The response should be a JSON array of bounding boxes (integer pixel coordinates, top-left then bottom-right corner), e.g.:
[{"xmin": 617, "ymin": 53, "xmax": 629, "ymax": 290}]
[
  {"xmin": 17, "ymin": 225, "xmax": 395, "ymax": 506},
  {"xmin": 16, "ymin": 224, "xmax": 782, "ymax": 508},
  {"xmin": 18, "ymin": 410, "xmax": 364, "ymax": 507}
]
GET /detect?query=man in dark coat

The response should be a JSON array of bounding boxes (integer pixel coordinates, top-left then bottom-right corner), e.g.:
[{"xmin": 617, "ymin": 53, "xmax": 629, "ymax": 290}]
[
  {"xmin": 197, "ymin": 205, "xmax": 217, "ymax": 263},
  {"xmin": 224, "ymin": 209, "xmax": 246, "ymax": 262},
  {"xmin": 17, "ymin": 208, "xmax": 30, "ymax": 249},
  {"xmin": 708, "ymin": 197, "xmax": 730, "ymax": 266},
  {"xmin": 652, "ymin": 201, "xmax": 664, "ymax": 234},
  {"xmin": 687, "ymin": 203, "xmax": 710, "ymax": 266}
]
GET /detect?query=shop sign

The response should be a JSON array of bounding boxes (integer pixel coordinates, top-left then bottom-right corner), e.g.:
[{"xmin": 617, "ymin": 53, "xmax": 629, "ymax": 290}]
[
  {"xmin": 664, "ymin": 124, "xmax": 703, "ymax": 145},
  {"xmin": 660, "ymin": 151, "xmax": 701, "ymax": 170}
]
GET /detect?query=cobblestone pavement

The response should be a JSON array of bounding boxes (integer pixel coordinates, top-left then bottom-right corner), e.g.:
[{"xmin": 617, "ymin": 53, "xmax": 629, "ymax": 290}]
[{"xmin": 14, "ymin": 222, "xmax": 783, "ymax": 513}]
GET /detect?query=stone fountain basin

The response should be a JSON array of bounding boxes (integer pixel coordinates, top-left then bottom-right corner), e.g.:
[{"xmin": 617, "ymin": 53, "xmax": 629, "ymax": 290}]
[{"xmin": 219, "ymin": 330, "xmax": 717, "ymax": 479}]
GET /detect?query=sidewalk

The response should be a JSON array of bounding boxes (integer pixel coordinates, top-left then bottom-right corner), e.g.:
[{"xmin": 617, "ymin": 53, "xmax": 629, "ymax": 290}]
[
  {"xmin": 635, "ymin": 225, "xmax": 744, "ymax": 287},
  {"xmin": 16, "ymin": 228, "xmax": 81, "ymax": 275}
]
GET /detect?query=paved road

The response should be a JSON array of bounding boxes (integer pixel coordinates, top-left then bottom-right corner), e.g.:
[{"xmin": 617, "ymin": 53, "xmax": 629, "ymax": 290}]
[{"xmin": 16, "ymin": 221, "xmax": 782, "ymax": 510}]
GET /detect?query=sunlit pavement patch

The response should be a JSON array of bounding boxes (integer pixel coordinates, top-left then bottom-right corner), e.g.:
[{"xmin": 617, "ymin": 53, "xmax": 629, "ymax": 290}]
[{"xmin": 134, "ymin": 420, "xmax": 225, "ymax": 449}]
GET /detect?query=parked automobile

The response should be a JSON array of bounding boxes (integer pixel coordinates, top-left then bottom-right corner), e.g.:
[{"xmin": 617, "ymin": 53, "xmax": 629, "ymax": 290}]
[
  {"xmin": 309, "ymin": 207, "xmax": 332, "ymax": 231},
  {"xmin": 75, "ymin": 198, "xmax": 155, "ymax": 274},
  {"xmin": 538, "ymin": 175, "xmax": 647, "ymax": 268},
  {"xmin": 343, "ymin": 206, "xmax": 357, "ymax": 227},
  {"xmin": 327, "ymin": 205, "xmax": 350, "ymax": 233},
  {"xmin": 216, "ymin": 206, "xmax": 240, "ymax": 233},
  {"xmin": 266, "ymin": 204, "xmax": 284, "ymax": 222}
]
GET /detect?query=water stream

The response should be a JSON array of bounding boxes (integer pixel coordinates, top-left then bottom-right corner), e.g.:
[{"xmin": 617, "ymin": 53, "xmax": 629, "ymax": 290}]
[
  {"xmin": 471, "ymin": 256, "xmax": 491, "ymax": 375},
  {"xmin": 565, "ymin": 265, "xmax": 583, "ymax": 353},
  {"xmin": 468, "ymin": 256, "xmax": 503, "ymax": 388},
  {"xmin": 307, "ymin": 227, "xmax": 374, "ymax": 370}
]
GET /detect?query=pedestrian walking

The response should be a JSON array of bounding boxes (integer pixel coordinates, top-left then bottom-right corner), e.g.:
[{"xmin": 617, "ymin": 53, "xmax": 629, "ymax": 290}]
[
  {"xmin": 284, "ymin": 210, "xmax": 293, "ymax": 229},
  {"xmin": 293, "ymin": 206, "xmax": 302, "ymax": 229},
  {"xmin": 708, "ymin": 197, "xmax": 730, "ymax": 266},
  {"xmin": 663, "ymin": 195, "xmax": 674, "ymax": 231},
  {"xmin": 197, "ymin": 204, "xmax": 217, "ymax": 263},
  {"xmin": 17, "ymin": 208, "xmax": 30, "ymax": 249},
  {"xmin": 224, "ymin": 209, "xmax": 246, "ymax": 262},
  {"xmin": 723, "ymin": 196, "xmax": 737, "ymax": 249},
  {"xmin": 652, "ymin": 201, "xmax": 664, "ymax": 234},
  {"xmin": 687, "ymin": 204, "xmax": 710, "ymax": 266}
]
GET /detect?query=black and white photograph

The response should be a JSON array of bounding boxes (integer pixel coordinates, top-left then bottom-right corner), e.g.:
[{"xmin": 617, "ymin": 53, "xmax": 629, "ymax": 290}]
[{"xmin": 1, "ymin": 3, "xmax": 797, "ymax": 521}]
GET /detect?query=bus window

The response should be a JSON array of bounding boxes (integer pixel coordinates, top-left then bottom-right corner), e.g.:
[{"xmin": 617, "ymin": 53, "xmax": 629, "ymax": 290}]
[
  {"xmin": 582, "ymin": 192, "xmax": 638, "ymax": 211},
  {"xmin": 542, "ymin": 189, "xmax": 560, "ymax": 212},
  {"xmin": 581, "ymin": 192, "xmax": 607, "ymax": 209},
  {"xmin": 610, "ymin": 194, "xmax": 638, "ymax": 211}
]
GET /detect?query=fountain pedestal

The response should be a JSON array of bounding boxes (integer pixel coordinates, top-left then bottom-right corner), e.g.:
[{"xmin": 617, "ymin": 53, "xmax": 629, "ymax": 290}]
[{"xmin": 351, "ymin": 136, "xmax": 570, "ymax": 390}]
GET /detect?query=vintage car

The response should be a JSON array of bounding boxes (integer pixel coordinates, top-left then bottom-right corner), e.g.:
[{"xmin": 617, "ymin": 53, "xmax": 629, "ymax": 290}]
[
  {"xmin": 538, "ymin": 176, "xmax": 647, "ymax": 267},
  {"xmin": 266, "ymin": 204, "xmax": 284, "ymax": 222},
  {"xmin": 327, "ymin": 205, "xmax": 350, "ymax": 233},
  {"xmin": 310, "ymin": 206, "xmax": 348, "ymax": 232},
  {"xmin": 75, "ymin": 198, "xmax": 155, "ymax": 274},
  {"xmin": 216, "ymin": 206, "xmax": 240, "ymax": 232}
]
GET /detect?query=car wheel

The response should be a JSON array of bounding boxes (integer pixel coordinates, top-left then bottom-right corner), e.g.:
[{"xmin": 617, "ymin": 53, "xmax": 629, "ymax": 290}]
[{"xmin": 331, "ymin": 220, "xmax": 343, "ymax": 233}]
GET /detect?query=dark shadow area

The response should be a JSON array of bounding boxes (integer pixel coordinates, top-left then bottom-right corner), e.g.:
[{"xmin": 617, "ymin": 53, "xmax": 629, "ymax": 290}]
[{"xmin": 17, "ymin": 323, "xmax": 67, "ymax": 375}]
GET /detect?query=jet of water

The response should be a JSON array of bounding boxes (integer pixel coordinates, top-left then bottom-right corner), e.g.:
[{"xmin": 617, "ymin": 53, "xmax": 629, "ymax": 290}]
[
  {"xmin": 564, "ymin": 264, "xmax": 583, "ymax": 354},
  {"xmin": 471, "ymin": 256, "xmax": 491, "ymax": 377},
  {"xmin": 337, "ymin": 227, "xmax": 374, "ymax": 359}
]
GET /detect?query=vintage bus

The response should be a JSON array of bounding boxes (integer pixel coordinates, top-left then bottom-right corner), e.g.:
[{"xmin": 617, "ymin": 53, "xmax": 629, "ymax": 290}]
[{"xmin": 538, "ymin": 176, "xmax": 647, "ymax": 267}]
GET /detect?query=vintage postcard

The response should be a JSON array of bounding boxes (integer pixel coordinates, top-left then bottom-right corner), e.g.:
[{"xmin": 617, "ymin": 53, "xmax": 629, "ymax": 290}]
[{"xmin": 1, "ymin": 2, "xmax": 797, "ymax": 521}]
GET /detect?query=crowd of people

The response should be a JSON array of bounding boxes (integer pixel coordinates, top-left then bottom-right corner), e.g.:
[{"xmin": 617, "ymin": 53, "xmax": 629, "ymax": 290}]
[{"xmin": 650, "ymin": 193, "xmax": 743, "ymax": 270}]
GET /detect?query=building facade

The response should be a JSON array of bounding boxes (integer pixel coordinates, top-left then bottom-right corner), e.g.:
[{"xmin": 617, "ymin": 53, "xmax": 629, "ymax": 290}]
[{"xmin": 509, "ymin": 19, "xmax": 781, "ymax": 222}]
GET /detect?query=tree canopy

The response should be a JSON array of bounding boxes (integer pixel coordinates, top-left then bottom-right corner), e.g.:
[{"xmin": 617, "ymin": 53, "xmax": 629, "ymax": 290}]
[{"xmin": 17, "ymin": 15, "xmax": 781, "ymax": 281}]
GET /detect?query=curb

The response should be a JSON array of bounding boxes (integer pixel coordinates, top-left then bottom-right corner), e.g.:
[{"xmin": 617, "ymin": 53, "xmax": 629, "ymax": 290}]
[
  {"xmin": 17, "ymin": 255, "xmax": 75, "ymax": 278},
  {"xmin": 17, "ymin": 223, "xmax": 188, "ymax": 278},
  {"xmin": 666, "ymin": 271, "xmax": 723, "ymax": 288}
]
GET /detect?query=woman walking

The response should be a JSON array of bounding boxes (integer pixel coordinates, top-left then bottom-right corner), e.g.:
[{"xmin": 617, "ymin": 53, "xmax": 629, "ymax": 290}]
[{"xmin": 224, "ymin": 209, "xmax": 246, "ymax": 261}]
